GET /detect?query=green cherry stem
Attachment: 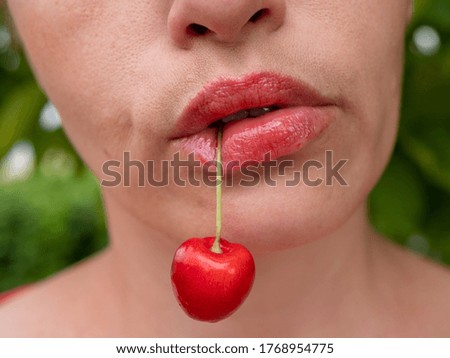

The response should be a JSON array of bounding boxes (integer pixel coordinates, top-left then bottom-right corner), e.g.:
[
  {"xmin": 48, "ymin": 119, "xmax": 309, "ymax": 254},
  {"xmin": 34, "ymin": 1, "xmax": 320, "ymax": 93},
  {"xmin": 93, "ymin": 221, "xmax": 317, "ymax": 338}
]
[{"xmin": 211, "ymin": 124, "xmax": 224, "ymax": 254}]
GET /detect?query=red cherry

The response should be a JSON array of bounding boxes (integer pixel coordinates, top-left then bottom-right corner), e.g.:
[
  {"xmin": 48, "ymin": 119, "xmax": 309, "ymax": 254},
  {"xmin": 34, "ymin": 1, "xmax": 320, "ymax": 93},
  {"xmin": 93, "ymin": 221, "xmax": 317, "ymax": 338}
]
[
  {"xmin": 171, "ymin": 124, "xmax": 255, "ymax": 321},
  {"xmin": 171, "ymin": 237, "xmax": 255, "ymax": 322}
]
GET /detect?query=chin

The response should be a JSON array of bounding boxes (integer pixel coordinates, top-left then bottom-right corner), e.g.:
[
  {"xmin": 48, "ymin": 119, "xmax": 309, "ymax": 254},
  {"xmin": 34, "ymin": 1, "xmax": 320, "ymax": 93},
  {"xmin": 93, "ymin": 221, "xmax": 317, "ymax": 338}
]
[{"xmin": 219, "ymin": 181, "xmax": 363, "ymax": 255}]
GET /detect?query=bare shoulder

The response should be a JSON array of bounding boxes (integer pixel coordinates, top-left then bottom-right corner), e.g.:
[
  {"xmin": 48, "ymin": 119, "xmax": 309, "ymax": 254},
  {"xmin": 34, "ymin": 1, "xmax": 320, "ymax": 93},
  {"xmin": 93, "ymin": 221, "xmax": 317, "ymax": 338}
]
[
  {"xmin": 373, "ymin": 235, "xmax": 450, "ymax": 336},
  {"xmin": 0, "ymin": 249, "xmax": 117, "ymax": 337},
  {"xmin": 0, "ymin": 282, "xmax": 55, "ymax": 337}
]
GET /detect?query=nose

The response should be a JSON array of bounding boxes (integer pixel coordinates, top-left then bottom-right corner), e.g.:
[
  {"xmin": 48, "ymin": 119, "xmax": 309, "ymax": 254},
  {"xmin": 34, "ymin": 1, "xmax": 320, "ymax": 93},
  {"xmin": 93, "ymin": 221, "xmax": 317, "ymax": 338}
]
[{"xmin": 168, "ymin": 0, "xmax": 286, "ymax": 48}]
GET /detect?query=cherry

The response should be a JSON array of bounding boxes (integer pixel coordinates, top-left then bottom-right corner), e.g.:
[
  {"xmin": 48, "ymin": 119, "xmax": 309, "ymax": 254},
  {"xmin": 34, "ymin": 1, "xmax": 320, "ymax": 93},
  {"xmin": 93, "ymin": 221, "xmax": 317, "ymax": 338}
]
[
  {"xmin": 171, "ymin": 125, "xmax": 255, "ymax": 322},
  {"xmin": 171, "ymin": 237, "xmax": 255, "ymax": 322}
]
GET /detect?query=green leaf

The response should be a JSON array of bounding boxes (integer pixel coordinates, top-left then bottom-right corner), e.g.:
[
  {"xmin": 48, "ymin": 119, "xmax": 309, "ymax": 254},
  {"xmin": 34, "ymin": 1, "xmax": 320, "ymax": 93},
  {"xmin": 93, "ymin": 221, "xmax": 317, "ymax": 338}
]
[
  {"xmin": 0, "ymin": 82, "xmax": 46, "ymax": 159},
  {"xmin": 368, "ymin": 154, "xmax": 426, "ymax": 241},
  {"xmin": 0, "ymin": 171, "xmax": 107, "ymax": 291},
  {"xmin": 400, "ymin": 128, "xmax": 450, "ymax": 193}
]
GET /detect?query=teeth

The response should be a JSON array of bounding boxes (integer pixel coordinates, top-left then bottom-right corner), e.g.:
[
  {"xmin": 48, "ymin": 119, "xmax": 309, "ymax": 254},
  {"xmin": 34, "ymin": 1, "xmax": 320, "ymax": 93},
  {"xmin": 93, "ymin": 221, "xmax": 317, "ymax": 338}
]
[
  {"xmin": 248, "ymin": 107, "xmax": 271, "ymax": 118},
  {"xmin": 221, "ymin": 110, "xmax": 249, "ymax": 123},
  {"xmin": 220, "ymin": 106, "xmax": 278, "ymax": 124}
]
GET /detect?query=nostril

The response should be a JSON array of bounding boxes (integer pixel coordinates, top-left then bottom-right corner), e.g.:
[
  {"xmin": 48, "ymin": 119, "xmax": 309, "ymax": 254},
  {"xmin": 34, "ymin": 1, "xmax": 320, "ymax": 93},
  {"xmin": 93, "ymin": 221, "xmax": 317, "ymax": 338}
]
[
  {"xmin": 248, "ymin": 8, "xmax": 270, "ymax": 23},
  {"xmin": 187, "ymin": 23, "xmax": 210, "ymax": 36}
]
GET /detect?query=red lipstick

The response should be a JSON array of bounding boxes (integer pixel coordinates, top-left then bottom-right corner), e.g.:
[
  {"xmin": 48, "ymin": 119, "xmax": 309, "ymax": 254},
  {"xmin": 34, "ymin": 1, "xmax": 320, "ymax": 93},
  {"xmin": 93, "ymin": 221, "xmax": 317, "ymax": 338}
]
[{"xmin": 170, "ymin": 72, "xmax": 337, "ymax": 170}]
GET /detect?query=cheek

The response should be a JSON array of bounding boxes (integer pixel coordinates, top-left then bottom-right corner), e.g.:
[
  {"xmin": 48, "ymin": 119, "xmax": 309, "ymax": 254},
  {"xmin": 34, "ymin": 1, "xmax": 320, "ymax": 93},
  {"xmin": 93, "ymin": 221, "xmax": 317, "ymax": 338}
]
[
  {"xmin": 7, "ymin": 0, "xmax": 173, "ymax": 176},
  {"xmin": 310, "ymin": 1, "xmax": 406, "ymax": 185},
  {"xmin": 280, "ymin": 1, "xmax": 406, "ymax": 167},
  {"xmin": 8, "ymin": 1, "xmax": 127, "ymax": 171}
]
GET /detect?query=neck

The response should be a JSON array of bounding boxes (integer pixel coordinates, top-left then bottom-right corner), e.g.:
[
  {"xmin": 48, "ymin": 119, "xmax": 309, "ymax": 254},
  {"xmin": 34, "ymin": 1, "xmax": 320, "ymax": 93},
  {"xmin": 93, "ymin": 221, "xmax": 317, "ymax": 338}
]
[{"xmin": 101, "ymin": 191, "xmax": 377, "ymax": 336}]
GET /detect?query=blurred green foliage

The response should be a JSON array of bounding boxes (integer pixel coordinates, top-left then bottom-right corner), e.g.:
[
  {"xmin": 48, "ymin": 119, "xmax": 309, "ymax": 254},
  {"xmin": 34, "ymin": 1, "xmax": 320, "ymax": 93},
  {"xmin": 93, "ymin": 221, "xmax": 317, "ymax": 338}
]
[
  {"xmin": 0, "ymin": 172, "xmax": 107, "ymax": 290},
  {"xmin": 370, "ymin": 0, "xmax": 450, "ymax": 264},
  {"xmin": 0, "ymin": 1, "xmax": 450, "ymax": 291}
]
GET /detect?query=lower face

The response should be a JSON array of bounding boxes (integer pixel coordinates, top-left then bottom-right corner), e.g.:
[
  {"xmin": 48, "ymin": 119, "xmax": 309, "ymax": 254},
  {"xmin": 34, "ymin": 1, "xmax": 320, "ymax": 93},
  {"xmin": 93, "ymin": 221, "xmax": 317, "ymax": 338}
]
[{"xmin": 7, "ymin": 1, "xmax": 410, "ymax": 252}]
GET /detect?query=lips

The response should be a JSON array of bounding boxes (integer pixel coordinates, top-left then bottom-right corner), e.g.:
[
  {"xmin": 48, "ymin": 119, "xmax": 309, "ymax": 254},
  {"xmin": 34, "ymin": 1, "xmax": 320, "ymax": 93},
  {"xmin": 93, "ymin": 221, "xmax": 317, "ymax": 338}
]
[{"xmin": 170, "ymin": 72, "xmax": 337, "ymax": 170}]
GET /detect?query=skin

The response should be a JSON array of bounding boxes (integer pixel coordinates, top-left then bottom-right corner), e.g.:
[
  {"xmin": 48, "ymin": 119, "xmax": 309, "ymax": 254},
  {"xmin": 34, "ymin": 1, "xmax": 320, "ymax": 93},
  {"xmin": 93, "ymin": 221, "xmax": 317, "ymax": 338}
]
[{"xmin": 1, "ymin": 0, "xmax": 450, "ymax": 337}]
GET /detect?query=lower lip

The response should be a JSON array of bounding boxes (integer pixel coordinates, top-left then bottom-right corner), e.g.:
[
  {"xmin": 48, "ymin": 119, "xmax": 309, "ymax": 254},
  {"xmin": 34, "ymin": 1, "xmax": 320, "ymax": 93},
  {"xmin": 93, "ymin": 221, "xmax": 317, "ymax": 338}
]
[{"xmin": 173, "ymin": 106, "xmax": 336, "ymax": 171}]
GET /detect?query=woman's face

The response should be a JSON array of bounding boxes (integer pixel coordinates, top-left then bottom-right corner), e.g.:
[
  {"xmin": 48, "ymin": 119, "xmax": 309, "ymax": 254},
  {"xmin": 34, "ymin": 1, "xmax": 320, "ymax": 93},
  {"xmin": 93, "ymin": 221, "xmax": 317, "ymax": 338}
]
[{"xmin": 7, "ymin": 0, "xmax": 412, "ymax": 252}]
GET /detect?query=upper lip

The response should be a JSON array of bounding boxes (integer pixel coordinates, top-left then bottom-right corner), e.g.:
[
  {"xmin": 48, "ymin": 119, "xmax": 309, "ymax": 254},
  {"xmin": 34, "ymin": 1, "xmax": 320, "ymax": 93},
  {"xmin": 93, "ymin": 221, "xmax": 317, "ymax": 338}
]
[{"xmin": 170, "ymin": 71, "xmax": 335, "ymax": 139}]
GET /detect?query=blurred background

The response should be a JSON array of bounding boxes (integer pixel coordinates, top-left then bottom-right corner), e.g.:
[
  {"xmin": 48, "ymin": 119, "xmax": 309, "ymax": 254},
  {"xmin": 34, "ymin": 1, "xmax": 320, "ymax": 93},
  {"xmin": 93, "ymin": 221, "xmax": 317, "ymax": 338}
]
[{"xmin": 0, "ymin": 1, "xmax": 450, "ymax": 292}]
